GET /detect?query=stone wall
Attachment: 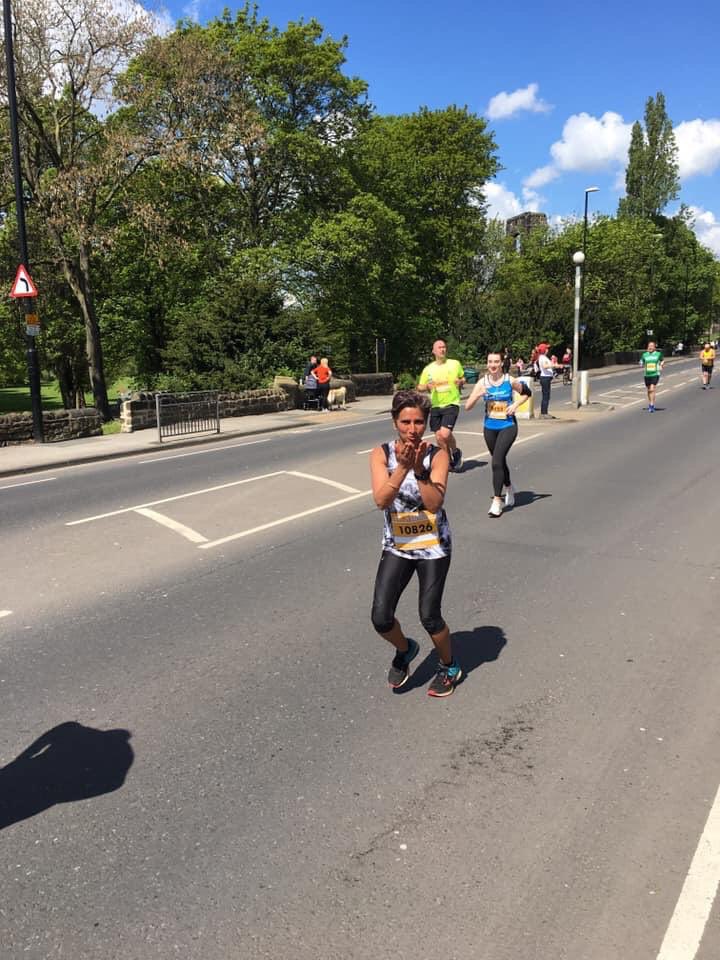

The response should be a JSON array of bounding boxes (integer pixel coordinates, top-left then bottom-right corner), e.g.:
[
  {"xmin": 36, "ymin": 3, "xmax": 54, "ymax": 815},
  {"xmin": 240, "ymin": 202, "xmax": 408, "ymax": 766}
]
[
  {"xmin": 350, "ymin": 373, "xmax": 394, "ymax": 396},
  {"xmin": 0, "ymin": 408, "xmax": 103, "ymax": 445},
  {"xmin": 120, "ymin": 389, "xmax": 290, "ymax": 433}
]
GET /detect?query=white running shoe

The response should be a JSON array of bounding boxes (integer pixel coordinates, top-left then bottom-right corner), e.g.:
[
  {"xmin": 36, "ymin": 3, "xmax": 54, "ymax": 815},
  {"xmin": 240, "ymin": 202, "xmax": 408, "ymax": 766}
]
[
  {"xmin": 488, "ymin": 498, "xmax": 503, "ymax": 518},
  {"xmin": 504, "ymin": 484, "xmax": 515, "ymax": 507}
]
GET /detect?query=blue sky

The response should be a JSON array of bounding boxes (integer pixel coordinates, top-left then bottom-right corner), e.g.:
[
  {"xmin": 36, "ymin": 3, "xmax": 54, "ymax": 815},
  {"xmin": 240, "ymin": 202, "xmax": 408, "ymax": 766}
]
[{"xmin": 158, "ymin": 0, "xmax": 720, "ymax": 254}]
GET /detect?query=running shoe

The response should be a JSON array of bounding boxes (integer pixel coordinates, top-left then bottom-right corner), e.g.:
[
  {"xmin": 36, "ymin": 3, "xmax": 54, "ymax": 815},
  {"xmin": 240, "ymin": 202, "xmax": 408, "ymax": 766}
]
[
  {"xmin": 451, "ymin": 448, "xmax": 463, "ymax": 472},
  {"xmin": 387, "ymin": 638, "xmax": 420, "ymax": 689},
  {"xmin": 504, "ymin": 484, "xmax": 515, "ymax": 508},
  {"xmin": 428, "ymin": 658, "xmax": 463, "ymax": 698},
  {"xmin": 488, "ymin": 499, "xmax": 503, "ymax": 518}
]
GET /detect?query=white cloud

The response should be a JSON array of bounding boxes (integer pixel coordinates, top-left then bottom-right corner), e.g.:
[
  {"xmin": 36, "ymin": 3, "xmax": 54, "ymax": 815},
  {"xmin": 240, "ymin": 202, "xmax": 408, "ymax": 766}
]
[
  {"xmin": 688, "ymin": 206, "xmax": 720, "ymax": 257},
  {"xmin": 550, "ymin": 111, "xmax": 632, "ymax": 172},
  {"xmin": 522, "ymin": 186, "xmax": 545, "ymax": 209},
  {"xmin": 483, "ymin": 182, "xmax": 523, "ymax": 220},
  {"xmin": 522, "ymin": 111, "xmax": 632, "ymax": 194},
  {"xmin": 675, "ymin": 119, "xmax": 720, "ymax": 178},
  {"xmin": 486, "ymin": 83, "xmax": 552, "ymax": 121},
  {"xmin": 523, "ymin": 164, "xmax": 558, "ymax": 189}
]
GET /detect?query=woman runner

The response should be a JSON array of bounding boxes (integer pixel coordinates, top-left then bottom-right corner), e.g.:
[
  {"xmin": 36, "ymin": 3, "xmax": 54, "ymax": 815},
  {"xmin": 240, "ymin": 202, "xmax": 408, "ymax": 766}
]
[
  {"xmin": 465, "ymin": 350, "xmax": 533, "ymax": 518},
  {"xmin": 369, "ymin": 390, "xmax": 462, "ymax": 697}
]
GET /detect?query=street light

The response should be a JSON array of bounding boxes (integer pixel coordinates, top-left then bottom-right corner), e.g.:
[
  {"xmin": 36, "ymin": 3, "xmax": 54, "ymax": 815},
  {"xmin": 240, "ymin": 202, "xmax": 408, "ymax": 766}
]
[
  {"xmin": 582, "ymin": 186, "xmax": 599, "ymax": 255},
  {"xmin": 571, "ymin": 250, "xmax": 585, "ymax": 407}
]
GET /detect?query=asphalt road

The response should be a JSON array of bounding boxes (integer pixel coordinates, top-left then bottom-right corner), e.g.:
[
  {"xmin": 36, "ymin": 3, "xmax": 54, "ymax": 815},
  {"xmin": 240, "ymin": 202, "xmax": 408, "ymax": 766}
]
[{"xmin": 1, "ymin": 357, "xmax": 719, "ymax": 960}]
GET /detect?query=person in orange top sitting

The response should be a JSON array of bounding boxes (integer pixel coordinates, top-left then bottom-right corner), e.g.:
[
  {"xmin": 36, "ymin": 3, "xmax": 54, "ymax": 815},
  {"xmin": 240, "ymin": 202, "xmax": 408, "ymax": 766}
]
[{"xmin": 313, "ymin": 357, "xmax": 333, "ymax": 411}]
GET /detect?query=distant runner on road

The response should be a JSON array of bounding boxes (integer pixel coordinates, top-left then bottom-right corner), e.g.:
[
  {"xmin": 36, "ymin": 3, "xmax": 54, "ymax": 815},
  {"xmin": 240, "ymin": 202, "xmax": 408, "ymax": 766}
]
[
  {"xmin": 465, "ymin": 350, "xmax": 533, "ymax": 518},
  {"xmin": 418, "ymin": 340, "xmax": 465, "ymax": 472},
  {"xmin": 640, "ymin": 340, "xmax": 664, "ymax": 412},
  {"xmin": 700, "ymin": 343, "xmax": 715, "ymax": 389},
  {"xmin": 369, "ymin": 390, "xmax": 463, "ymax": 698}
]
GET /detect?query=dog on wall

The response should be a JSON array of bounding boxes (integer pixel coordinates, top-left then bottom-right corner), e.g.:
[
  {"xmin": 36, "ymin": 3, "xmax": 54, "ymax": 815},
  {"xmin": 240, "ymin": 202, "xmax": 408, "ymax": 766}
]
[{"xmin": 327, "ymin": 386, "xmax": 347, "ymax": 410}]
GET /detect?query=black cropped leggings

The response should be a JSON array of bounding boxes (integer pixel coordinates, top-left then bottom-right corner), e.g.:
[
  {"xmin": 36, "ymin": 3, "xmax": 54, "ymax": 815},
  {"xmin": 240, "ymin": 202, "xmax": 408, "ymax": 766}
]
[
  {"xmin": 484, "ymin": 423, "xmax": 518, "ymax": 496},
  {"xmin": 371, "ymin": 551, "xmax": 451, "ymax": 637}
]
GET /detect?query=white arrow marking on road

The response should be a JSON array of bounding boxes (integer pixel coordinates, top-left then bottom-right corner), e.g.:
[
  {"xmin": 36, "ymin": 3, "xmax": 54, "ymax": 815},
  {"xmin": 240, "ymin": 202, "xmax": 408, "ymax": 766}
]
[
  {"xmin": 656, "ymin": 780, "xmax": 720, "ymax": 960},
  {"xmin": 133, "ymin": 507, "xmax": 208, "ymax": 543}
]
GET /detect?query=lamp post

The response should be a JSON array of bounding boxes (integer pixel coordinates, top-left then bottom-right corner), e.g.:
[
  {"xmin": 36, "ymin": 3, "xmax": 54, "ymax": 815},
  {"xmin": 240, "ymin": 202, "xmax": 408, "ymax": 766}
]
[
  {"xmin": 582, "ymin": 186, "xmax": 599, "ymax": 255},
  {"xmin": 3, "ymin": 0, "xmax": 43, "ymax": 441},
  {"xmin": 571, "ymin": 251, "xmax": 585, "ymax": 407}
]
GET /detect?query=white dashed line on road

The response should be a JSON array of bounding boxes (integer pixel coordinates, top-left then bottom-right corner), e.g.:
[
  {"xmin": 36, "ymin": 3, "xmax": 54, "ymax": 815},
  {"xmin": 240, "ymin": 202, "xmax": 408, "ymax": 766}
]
[
  {"xmin": 0, "ymin": 477, "xmax": 56, "ymax": 491},
  {"xmin": 656, "ymin": 780, "xmax": 720, "ymax": 960},
  {"xmin": 138, "ymin": 438, "xmax": 272, "ymax": 464},
  {"xmin": 0, "ymin": 610, "xmax": 12, "ymax": 619}
]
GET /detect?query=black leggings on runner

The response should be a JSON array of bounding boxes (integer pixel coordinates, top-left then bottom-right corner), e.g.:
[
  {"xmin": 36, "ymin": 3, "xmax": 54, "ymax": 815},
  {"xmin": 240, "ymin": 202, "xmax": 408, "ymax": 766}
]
[
  {"xmin": 484, "ymin": 423, "xmax": 518, "ymax": 496},
  {"xmin": 371, "ymin": 552, "xmax": 451, "ymax": 637}
]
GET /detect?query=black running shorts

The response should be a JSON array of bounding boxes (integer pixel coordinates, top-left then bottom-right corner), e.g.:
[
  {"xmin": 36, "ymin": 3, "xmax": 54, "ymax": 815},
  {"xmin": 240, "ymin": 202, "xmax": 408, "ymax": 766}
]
[
  {"xmin": 429, "ymin": 404, "xmax": 459, "ymax": 432},
  {"xmin": 644, "ymin": 376, "xmax": 659, "ymax": 387}
]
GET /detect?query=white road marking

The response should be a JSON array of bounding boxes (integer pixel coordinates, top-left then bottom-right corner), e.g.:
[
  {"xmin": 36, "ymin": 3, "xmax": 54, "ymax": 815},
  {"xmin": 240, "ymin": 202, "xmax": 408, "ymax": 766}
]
[
  {"xmin": 455, "ymin": 430, "xmax": 488, "ymax": 436},
  {"xmin": 656, "ymin": 780, "xmax": 720, "ymax": 960},
  {"xmin": 0, "ymin": 610, "xmax": 12, "ymax": 619},
  {"xmin": 285, "ymin": 471, "xmax": 361, "ymax": 494},
  {"xmin": 133, "ymin": 507, "xmax": 208, "ymax": 543},
  {"xmin": 138, "ymin": 438, "xmax": 271, "ymax": 464},
  {"xmin": 315, "ymin": 418, "xmax": 384, "ymax": 433},
  {"xmin": 289, "ymin": 428, "xmax": 313, "ymax": 434},
  {"xmin": 673, "ymin": 383, "xmax": 686, "ymax": 389},
  {"xmin": 200, "ymin": 490, "xmax": 371, "ymax": 549},
  {"xmin": 66, "ymin": 471, "xmax": 286, "ymax": 525},
  {"xmin": 0, "ymin": 477, "xmax": 56, "ymax": 491},
  {"xmin": 356, "ymin": 447, "xmax": 374, "ymax": 455}
]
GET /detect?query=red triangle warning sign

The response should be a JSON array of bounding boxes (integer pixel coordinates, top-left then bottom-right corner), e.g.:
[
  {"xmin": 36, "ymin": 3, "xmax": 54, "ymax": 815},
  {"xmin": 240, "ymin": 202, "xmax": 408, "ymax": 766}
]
[{"xmin": 10, "ymin": 264, "xmax": 38, "ymax": 299}]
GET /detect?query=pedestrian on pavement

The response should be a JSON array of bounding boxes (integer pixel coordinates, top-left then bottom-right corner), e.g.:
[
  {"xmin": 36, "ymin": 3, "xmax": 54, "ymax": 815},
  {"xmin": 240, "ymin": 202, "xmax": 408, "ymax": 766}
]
[
  {"xmin": 700, "ymin": 342, "xmax": 715, "ymax": 389},
  {"xmin": 369, "ymin": 390, "xmax": 463, "ymax": 698},
  {"xmin": 465, "ymin": 350, "xmax": 533, "ymax": 517},
  {"xmin": 502, "ymin": 346, "xmax": 512, "ymax": 375},
  {"xmin": 537, "ymin": 344, "xmax": 555, "ymax": 418},
  {"xmin": 303, "ymin": 354, "xmax": 318, "ymax": 379},
  {"xmin": 313, "ymin": 357, "xmax": 333, "ymax": 413},
  {"xmin": 417, "ymin": 339, "xmax": 466, "ymax": 472},
  {"xmin": 640, "ymin": 340, "xmax": 664, "ymax": 412}
]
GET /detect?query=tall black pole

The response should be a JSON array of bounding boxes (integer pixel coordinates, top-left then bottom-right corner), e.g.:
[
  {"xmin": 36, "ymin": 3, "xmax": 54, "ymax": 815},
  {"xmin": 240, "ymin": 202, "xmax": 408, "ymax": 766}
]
[{"xmin": 3, "ymin": 0, "xmax": 43, "ymax": 442}]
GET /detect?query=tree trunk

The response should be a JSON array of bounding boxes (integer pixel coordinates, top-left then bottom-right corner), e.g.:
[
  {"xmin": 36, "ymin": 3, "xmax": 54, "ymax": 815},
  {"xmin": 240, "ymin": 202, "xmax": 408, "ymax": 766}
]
[{"xmin": 61, "ymin": 246, "xmax": 111, "ymax": 420}]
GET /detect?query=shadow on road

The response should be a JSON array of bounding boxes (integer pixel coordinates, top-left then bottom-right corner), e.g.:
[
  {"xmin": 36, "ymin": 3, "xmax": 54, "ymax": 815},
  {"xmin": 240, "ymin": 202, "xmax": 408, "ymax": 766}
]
[
  {"xmin": 0, "ymin": 721, "xmax": 133, "ymax": 831},
  {"xmin": 456, "ymin": 459, "xmax": 487, "ymax": 473},
  {"xmin": 509, "ymin": 490, "xmax": 552, "ymax": 510},
  {"xmin": 397, "ymin": 625, "xmax": 507, "ymax": 693}
]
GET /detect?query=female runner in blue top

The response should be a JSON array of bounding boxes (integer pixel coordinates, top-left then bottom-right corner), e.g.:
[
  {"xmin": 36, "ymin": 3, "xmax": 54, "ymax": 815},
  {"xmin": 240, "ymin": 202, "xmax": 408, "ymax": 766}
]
[{"xmin": 465, "ymin": 350, "xmax": 532, "ymax": 518}]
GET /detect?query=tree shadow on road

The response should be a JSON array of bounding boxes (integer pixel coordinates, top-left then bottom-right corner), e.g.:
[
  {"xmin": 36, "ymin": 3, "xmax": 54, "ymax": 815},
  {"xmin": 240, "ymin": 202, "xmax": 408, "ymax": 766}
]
[
  {"xmin": 0, "ymin": 721, "xmax": 133, "ymax": 831},
  {"xmin": 396, "ymin": 625, "xmax": 507, "ymax": 693}
]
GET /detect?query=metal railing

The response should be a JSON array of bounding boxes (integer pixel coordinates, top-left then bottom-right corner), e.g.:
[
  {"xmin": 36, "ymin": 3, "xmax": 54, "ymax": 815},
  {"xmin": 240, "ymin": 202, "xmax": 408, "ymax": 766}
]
[{"xmin": 155, "ymin": 391, "xmax": 220, "ymax": 443}]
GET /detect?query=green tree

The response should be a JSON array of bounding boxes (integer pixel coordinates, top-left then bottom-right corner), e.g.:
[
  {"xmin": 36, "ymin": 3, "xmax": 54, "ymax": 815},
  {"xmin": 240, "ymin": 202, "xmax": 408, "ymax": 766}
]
[{"xmin": 618, "ymin": 92, "xmax": 680, "ymax": 219}]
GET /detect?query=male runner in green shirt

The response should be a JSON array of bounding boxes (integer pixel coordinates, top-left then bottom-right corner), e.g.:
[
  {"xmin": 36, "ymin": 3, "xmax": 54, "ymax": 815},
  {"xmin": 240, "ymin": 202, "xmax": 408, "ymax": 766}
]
[
  {"xmin": 418, "ymin": 339, "xmax": 466, "ymax": 471},
  {"xmin": 640, "ymin": 340, "xmax": 664, "ymax": 412}
]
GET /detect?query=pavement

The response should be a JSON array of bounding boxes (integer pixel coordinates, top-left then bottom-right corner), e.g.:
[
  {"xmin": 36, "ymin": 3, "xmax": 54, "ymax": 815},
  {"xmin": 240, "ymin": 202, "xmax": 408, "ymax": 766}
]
[{"xmin": 0, "ymin": 360, "xmax": 685, "ymax": 478}]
